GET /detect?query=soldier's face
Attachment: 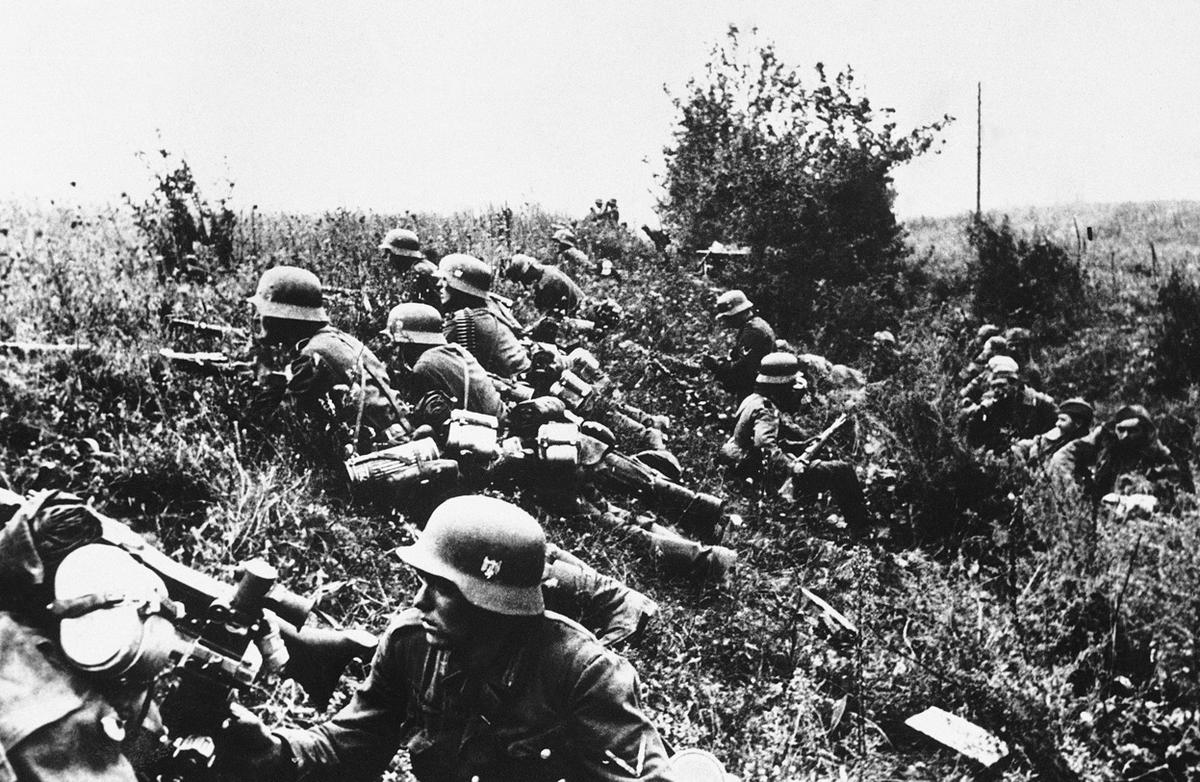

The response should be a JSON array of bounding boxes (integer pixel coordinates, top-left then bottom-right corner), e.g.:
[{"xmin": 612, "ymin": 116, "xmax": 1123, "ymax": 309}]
[
  {"xmin": 438, "ymin": 278, "xmax": 453, "ymax": 306},
  {"xmin": 1056, "ymin": 413, "xmax": 1081, "ymax": 437},
  {"xmin": 413, "ymin": 572, "xmax": 478, "ymax": 648}
]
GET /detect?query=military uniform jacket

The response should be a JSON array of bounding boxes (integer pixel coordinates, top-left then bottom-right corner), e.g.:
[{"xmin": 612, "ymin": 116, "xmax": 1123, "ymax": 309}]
[
  {"xmin": 278, "ymin": 325, "xmax": 402, "ymax": 450},
  {"xmin": 279, "ymin": 608, "xmax": 672, "ymax": 782},
  {"xmin": 0, "ymin": 613, "xmax": 139, "ymax": 782},
  {"xmin": 411, "ymin": 343, "xmax": 506, "ymax": 419},
  {"xmin": 534, "ymin": 266, "xmax": 585, "ymax": 316},
  {"xmin": 961, "ymin": 386, "xmax": 1057, "ymax": 452},
  {"xmin": 1011, "ymin": 427, "xmax": 1076, "ymax": 466},
  {"xmin": 445, "ymin": 307, "xmax": 532, "ymax": 379},
  {"xmin": 713, "ymin": 317, "xmax": 776, "ymax": 399},
  {"xmin": 721, "ymin": 393, "xmax": 804, "ymax": 479},
  {"xmin": 1049, "ymin": 425, "xmax": 1184, "ymax": 499}
]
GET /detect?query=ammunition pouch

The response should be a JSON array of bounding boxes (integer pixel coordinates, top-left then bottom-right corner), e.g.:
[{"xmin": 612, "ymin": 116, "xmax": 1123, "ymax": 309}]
[
  {"xmin": 551, "ymin": 369, "xmax": 594, "ymax": 412},
  {"xmin": 509, "ymin": 396, "xmax": 567, "ymax": 438},
  {"xmin": 537, "ymin": 422, "xmax": 581, "ymax": 466},
  {"xmin": 565, "ymin": 347, "xmax": 602, "ymax": 383},
  {"xmin": 445, "ymin": 410, "xmax": 500, "ymax": 460}
]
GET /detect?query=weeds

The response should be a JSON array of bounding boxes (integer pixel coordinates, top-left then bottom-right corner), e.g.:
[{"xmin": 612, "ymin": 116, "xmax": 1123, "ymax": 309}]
[{"xmin": 3, "ymin": 192, "xmax": 1200, "ymax": 780}]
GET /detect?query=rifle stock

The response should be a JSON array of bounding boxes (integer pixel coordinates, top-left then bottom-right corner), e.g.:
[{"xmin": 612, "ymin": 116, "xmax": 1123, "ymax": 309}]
[
  {"xmin": 0, "ymin": 340, "xmax": 95, "ymax": 356},
  {"xmin": 157, "ymin": 347, "xmax": 256, "ymax": 376},
  {"xmin": 617, "ymin": 339, "xmax": 703, "ymax": 376}
]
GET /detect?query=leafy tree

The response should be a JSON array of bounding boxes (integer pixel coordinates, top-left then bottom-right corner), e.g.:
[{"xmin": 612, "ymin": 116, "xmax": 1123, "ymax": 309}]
[{"xmin": 658, "ymin": 26, "xmax": 950, "ymax": 355}]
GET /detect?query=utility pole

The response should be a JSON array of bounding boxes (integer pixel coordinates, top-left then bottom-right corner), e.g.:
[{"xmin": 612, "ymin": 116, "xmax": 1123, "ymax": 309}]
[{"xmin": 975, "ymin": 82, "xmax": 982, "ymax": 219}]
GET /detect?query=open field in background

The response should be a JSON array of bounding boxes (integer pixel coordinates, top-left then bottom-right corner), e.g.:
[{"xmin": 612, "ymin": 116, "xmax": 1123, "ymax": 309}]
[{"xmin": 3, "ymin": 197, "xmax": 1200, "ymax": 780}]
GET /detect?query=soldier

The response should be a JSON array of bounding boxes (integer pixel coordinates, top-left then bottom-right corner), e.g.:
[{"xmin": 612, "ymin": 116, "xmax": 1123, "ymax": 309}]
[
  {"xmin": 1002, "ymin": 327, "xmax": 1045, "ymax": 391},
  {"xmin": 383, "ymin": 302, "xmax": 505, "ymax": 421},
  {"xmin": 378, "ymin": 227, "xmax": 425, "ymax": 274},
  {"xmin": 247, "ymin": 265, "xmax": 408, "ymax": 455},
  {"xmin": 0, "ymin": 492, "xmax": 166, "ymax": 781},
  {"xmin": 702, "ymin": 290, "xmax": 777, "ymax": 400},
  {"xmin": 504, "ymin": 253, "xmax": 586, "ymax": 317},
  {"xmin": 959, "ymin": 355, "xmax": 1056, "ymax": 453},
  {"xmin": 1012, "ymin": 397, "xmax": 1094, "ymax": 467},
  {"xmin": 867, "ymin": 329, "xmax": 903, "ymax": 381},
  {"xmin": 721, "ymin": 353, "xmax": 871, "ymax": 537},
  {"xmin": 437, "ymin": 254, "xmax": 531, "ymax": 378},
  {"xmin": 1048, "ymin": 404, "xmax": 1190, "ymax": 503},
  {"xmin": 553, "ymin": 227, "xmax": 592, "ymax": 270},
  {"xmin": 958, "ymin": 335, "xmax": 1009, "ymax": 402},
  {"xmin": 220, "ymin": 496, "xmax": 676, "ymax": 781}
]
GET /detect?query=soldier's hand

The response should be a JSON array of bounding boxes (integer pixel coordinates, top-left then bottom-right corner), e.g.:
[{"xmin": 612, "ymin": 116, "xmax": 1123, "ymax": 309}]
[
  {"xmin": 216, "ymin": 703, "xmax": 287, "ymax": 776},
  {"xmin": 791, "ymin": 458, "xmax": 810, "ymax": 477}
]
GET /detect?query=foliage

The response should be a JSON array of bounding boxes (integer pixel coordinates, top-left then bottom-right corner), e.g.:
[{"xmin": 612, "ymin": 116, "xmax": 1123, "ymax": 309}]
[
  {"xmin": 967, "ymin": 215, "xmax": 1087, "ymax": 337},
  {"xmin": 1153, "ymin": 268, "xmax": 1200, "ymax": 393},
  {"xmin": 658, "ymin": 26, "xmax": 951, "ymax": 357},
  {"xmin": 125, "ymin": 149, "xmax": 238, "ymax": 280},
  {"xmin": 6, "ymin": 184, "xmax": 1200, "ymax": 781}
]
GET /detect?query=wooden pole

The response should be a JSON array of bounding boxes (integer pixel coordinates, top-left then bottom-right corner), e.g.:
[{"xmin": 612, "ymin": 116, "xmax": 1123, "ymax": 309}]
[{"xmin": 976, "ymin": 82, "xmax": 982, "ymax": 218}]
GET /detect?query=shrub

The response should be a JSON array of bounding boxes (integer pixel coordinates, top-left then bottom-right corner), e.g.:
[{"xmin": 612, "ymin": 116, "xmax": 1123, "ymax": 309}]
[
  {"xmin": 658, "ymin": 26, "xmax": 950, "ymax": 358},
  {"xmin": 1153, "ymin": 268, "xmax": 1200, "ymax": 393},
  {"xmin": 126, "ymin": 149, "xmax": 238, "ymax": 280},
  {"xmin": 967, "ymin": 216, "xmax": 1086, "ymax": 337}
]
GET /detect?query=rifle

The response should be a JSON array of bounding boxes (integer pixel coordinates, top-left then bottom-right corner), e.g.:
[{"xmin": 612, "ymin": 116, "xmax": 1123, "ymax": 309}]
[
  {"xmin": 0, "ymin": 340, "xmax": 95, "ymax": 357},
  {"xmin": 617, "ymin": 339, "xmax": 703, "ymax": 378},
  {"xmin": 793, "ymin": 412, "xmax": 852, "ymax": 464},
  {"xmin": 167, "ymin": 318, "xmax": 248, "ymax": 340},
  {"xmin": 157, "ymin": 347, "xmax": 257, "ymax": 376},
  {"xmin": 779, "ymin": 412, "xmax": 852, "ymax": 501},
  {"xmin": 94, "ymin": 515, "xmax": 377, "ymax": 774}
]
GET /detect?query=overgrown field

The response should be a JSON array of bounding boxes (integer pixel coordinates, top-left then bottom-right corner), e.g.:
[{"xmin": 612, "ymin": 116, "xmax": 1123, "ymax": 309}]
[{"xmin": 3, "ymin": 196, "xmax": 1200, "ymax": 781}]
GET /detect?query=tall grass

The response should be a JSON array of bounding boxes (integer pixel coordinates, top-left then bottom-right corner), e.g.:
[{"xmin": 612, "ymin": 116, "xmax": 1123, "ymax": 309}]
[{"xmin": 3, "ymin": 195, "xmax": 1200, "ymax": 779}]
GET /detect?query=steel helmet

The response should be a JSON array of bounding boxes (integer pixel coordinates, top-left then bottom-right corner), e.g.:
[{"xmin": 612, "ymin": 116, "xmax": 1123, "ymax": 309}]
[
  {"xmin": 385, "ymin": 303, "xmax": 447, "ymax": 345},
  {"xmin": 504, "ymin": 254, "xmax": 543, "ymax": 284},
  {"xmin": 872, "ymin": 330, "xmax": 897, "ymax": 345},
  {"xmin": 976, "ymin": 323, "xmax": 1001, "ymax": 341},
  {"xmin": 552, "ymin": 228, "xmax": 577, "ymax": 247},
  {"xmin": 394, "ymin": 496, "xmax": 546, "ymax": 616},
  {"xmin": 437, "ymin": 254, "xmax": 494, "ymax": 299},
  {"xmin": 412, "ymin": 259, "xmax": 438, "ymax": 278},
  {"xmin": 378, "ymin": 228, "xmax": 423, "ymax": 260},
  {"xmin": 247, "ymin": 266, "xmax": 328, "ymax": 322},
  {"xmin": 987, "ymin": 354, "xmax": 1019, "ymax": 377},
  {"xmin": 715, "ymin": 290, "xmax": 753, "ymax": 322},
  {"xmin": 756, "ymin": 352, "xmax": 807, "ymax": 390},
  {"xmin": 1057, "ymin": 397, "xmax": 1094, "ymax": 428}
]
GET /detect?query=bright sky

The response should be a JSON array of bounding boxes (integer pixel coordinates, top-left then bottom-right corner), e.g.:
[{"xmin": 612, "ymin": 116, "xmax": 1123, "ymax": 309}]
[{"xmin": 3, "ymin": 2, "xmax": 1199, "ymax": 228}]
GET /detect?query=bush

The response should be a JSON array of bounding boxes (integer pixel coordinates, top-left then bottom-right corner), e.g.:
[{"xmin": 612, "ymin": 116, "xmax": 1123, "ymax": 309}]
[
  {"xmin": 126, "ymin": 149, "xmax": 238, "ymax": 280},
  {"xmin": 967, "ymin": 216, "xmax": 1086, "ymax": 337},
  {"xmin": 1153, "ymin": 268, "xmax": 1200, "ymax": 393},
  {"xmin": 658, "ymin": 26, "xmax": 950, "ymax": 358}
]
